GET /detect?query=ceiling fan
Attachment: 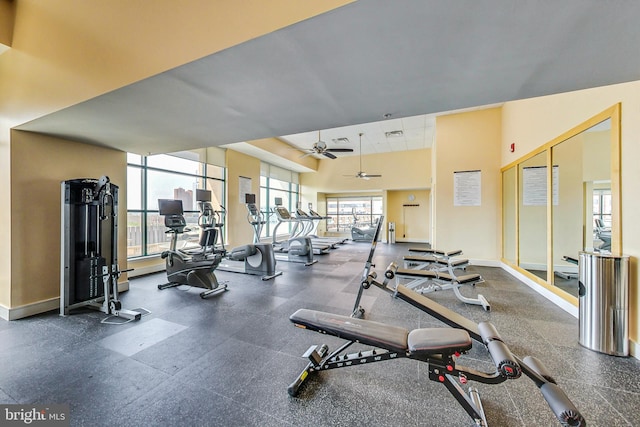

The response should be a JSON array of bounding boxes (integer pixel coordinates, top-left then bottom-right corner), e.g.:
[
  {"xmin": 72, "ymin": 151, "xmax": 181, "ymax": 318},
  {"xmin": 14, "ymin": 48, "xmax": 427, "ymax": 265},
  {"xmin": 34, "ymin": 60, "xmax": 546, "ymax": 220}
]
[
  {"xmin": 346, "ymin": 133, "xmax": 382, "ymax": 179},
  {"xmin": 301, "ymin": 131, "xmax": 354, "ymax": 159}
]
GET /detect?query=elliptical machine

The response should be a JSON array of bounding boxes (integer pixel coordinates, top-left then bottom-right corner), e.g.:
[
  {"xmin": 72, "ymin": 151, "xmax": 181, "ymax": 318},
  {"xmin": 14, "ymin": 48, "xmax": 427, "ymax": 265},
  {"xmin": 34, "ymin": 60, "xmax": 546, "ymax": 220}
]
[
  {"xmin": 157, "ymin": 199, "xmax": 227, "ymax": 299},
  {"xmin": 245, "ymin": 195, "xmax": 316, "ymax": 266},
  {"xmin": 196, "ymin": 191, "xmax": 282, "ymax": 281}
]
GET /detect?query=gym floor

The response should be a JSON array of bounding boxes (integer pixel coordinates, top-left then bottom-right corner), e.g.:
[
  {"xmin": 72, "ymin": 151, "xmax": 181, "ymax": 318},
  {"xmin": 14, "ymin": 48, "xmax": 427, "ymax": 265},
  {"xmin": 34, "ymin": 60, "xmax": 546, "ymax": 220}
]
[{"xmin": 1, "ymin": 242, "xmax": 639, "ymax": 426}]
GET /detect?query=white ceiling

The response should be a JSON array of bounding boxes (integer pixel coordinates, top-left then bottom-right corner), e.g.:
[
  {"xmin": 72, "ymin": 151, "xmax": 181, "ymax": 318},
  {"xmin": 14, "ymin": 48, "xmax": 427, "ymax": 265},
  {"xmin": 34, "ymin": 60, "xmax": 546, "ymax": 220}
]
[
  {"xmin": 15, "ymin": 0, "xmax": 640, "ymax": 169},
  {"xmin": 278, "ymin": 113, "xmax": 437, "ymax": 157}
]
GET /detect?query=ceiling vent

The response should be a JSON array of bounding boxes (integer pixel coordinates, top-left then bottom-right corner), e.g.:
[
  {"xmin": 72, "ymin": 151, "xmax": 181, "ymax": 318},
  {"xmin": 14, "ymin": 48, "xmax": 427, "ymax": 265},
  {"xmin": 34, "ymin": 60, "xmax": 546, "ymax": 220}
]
[
  {"xmin": 385, "ymin": 130, "xmax": 404, "ymax": 138},
  {"xmin": 332, "ymin": 137, "xmax": 350, "ymax": 144}
]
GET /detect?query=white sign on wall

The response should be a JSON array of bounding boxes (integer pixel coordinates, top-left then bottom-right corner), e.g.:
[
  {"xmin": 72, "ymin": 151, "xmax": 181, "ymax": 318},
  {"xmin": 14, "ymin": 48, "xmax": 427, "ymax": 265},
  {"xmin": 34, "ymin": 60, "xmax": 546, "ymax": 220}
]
[{"xmin": 453, "ymin": 170, "xmax": 481, "ymax": 206}]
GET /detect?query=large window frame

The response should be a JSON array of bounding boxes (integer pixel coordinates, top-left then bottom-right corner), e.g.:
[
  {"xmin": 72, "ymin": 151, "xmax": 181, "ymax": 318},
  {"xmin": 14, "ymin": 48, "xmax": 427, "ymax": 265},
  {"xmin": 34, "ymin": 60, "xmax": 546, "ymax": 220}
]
[
  {"xmin": 259, "ymin": 176, "xmax": 300, "ymax": 239},
  {"xmin": 326, "ymin": 196, "xmax": 383, "ymax": 233},
  {"xmin": 127, "ymin": 153, "xmax": 225, "ymax": 258}
]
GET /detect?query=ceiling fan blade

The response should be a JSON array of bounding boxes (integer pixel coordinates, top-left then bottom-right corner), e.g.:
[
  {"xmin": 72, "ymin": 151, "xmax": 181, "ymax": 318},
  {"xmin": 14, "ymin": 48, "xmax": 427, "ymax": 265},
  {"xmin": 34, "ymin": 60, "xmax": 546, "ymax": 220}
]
[
  {"xmin": 326, "ymin": 148, "xmax": 354, "ymax": 153},
  {"xmin": 365, "ymin": 174, "xmax": 382, "ymax": 177},
  {"xmin": 322, "ymin": 152, "xmax": 337, "ymax": 159}
]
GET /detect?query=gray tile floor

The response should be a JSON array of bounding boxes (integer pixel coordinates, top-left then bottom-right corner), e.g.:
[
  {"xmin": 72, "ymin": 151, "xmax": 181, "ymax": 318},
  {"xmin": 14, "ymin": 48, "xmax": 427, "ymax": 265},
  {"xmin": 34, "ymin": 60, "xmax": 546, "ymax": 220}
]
[{"xmin": 1, "ymin": 242, "xmax": 639, "ymax": 426}]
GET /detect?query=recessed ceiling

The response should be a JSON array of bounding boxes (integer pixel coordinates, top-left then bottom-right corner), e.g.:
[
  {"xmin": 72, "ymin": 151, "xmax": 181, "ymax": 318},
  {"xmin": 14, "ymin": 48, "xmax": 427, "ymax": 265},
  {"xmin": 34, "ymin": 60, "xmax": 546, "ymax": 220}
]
[{"xmin": 16, "ymin": 0, "xmax": 640, "ymax": 163}]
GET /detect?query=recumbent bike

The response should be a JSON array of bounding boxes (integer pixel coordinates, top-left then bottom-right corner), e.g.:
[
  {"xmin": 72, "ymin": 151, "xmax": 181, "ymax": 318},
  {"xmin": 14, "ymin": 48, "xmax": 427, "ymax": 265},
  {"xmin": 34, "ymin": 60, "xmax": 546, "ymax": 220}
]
[{"xmin": 157, "ymin": 198, "xmax": 227, "ymax": 299}]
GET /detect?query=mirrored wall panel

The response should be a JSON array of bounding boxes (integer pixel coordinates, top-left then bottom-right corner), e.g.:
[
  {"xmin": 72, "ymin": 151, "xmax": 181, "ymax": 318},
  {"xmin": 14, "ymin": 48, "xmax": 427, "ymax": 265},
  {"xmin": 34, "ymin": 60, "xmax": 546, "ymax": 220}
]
[
  {"xmin": 502, "ymin": 166, "xmax": 517, "ymax": 265},
  {"xmin": 551, "ymin": 119, "xmax": 611, "ymax": 297},
  {"xmin": 501, "ymin": 104, "xmax": 620, "ymax": 305},
  {"xmin": 518, "ymin": 151, "xmax": 548, "ymax": 281}
]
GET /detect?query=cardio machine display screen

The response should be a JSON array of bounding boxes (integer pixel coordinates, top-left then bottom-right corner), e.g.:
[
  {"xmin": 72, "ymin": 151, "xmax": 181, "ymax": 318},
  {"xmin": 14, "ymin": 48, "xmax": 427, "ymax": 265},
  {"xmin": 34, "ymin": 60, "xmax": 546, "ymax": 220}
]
[{"xmin": 158, "ymin": 199, "xmax": 184, "ymax": 216}]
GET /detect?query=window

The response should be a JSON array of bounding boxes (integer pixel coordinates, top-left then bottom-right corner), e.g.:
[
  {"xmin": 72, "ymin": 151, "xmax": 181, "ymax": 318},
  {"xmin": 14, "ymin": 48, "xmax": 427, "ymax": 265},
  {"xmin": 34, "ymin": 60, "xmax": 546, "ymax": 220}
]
[
  {"xmin": 127, "ymin": 153, "xmax": 225, "ymax": 258},
  {"xmin": 593, "ymin": 188, "xmax": 612, "ymax": 229},
  {"xmin": 259, "ymin": 163, "xmax": 299, "ymax": 239},
  {"xmin": 326, "ymin": 196, "xmax": 383, "ymax": 232}
]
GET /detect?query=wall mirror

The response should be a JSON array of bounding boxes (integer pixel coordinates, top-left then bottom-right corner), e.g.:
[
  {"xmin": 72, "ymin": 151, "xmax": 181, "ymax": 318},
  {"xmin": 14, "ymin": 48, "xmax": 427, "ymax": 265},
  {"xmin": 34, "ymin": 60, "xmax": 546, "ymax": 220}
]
[
  {"xmin": 518, "ymin": 151, "xmax": 548, "ymax": 281},
  {"xmin": 501, "ymin": 104, "xmax": 620, "ymax": 305},
  {"xmin": 502, "ymin": 166, "xmax": 516, "ymax": 265},
  {"xmin": 551, "ymin": 118, "xmax": 612, "ymax": 297}
]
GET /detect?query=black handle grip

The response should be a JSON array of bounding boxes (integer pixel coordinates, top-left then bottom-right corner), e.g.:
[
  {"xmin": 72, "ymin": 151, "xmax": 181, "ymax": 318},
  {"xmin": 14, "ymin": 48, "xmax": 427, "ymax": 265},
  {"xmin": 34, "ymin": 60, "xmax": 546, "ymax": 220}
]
[{"xmin": 540, "ymin": 382, "xmax": 586, "ymax": 426}]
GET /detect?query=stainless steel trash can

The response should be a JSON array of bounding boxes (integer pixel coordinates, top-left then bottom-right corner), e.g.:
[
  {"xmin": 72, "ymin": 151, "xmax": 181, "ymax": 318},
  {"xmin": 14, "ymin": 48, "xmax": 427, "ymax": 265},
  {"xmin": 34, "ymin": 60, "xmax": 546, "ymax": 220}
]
[
  {"xmin": 578, "ymin": 251, "xmax": 629, "ymax": 356},
  {"xmin": 388, "ymin": 222, "xmax": 396, "ymax": 244}
]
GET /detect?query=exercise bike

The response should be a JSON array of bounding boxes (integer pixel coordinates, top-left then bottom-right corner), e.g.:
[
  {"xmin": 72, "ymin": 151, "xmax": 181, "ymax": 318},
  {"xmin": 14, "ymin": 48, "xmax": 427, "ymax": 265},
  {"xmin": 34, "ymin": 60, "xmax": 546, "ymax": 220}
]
[{"xmin": 157, "ymin": 198, "xmax": 227, "ymax": 299}]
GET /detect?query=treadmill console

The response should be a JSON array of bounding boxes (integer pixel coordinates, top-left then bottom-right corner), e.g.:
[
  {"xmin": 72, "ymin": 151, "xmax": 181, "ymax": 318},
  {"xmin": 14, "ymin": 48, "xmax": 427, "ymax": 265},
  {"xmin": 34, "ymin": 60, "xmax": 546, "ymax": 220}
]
[{"xmin": 276, "ymin": 206, "xmax": 291, "ymax": 220}]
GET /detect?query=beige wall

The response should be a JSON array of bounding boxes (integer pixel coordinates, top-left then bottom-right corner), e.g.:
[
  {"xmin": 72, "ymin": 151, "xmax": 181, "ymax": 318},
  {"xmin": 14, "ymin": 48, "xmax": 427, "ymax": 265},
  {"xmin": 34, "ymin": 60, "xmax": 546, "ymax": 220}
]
[
  {"xmin": 0, "ymin": 0, "xmax": 15, "ymax": 48},
  {"xmin": 501, "ymin": 80, "xmax": 640, "ymax": 349},
  {"xmin": 9, "ymin": 130, "xmax": 126, "ymax": 307},
  {"xmin": 387, "ymin": 190, "xmax": 430, "ymax": 242},
  {"xmin": 301, "ymin": 148, "xmax": 431, "ymax": 193},
  {"xmin": 300, "ymin": 149, "xmax": 431, "ymax": 241},
  {"xmin": 0, "ymin": 0, "xmax": 352, "ymax": 315},
  {"xmin": 225, "ymin": 150, "xmax": 262, "ymax": 248},
  {"xmin": 433, "ymin": 107, "xmax": 502, "ymax": 262}
]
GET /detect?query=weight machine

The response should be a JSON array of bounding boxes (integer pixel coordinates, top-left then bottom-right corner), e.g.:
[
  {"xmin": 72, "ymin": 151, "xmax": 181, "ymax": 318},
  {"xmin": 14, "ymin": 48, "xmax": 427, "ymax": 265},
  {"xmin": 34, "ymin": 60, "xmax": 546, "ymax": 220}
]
[{"xmin": 60, "ymin": 177, "xmax": 141, "ymax": 321}]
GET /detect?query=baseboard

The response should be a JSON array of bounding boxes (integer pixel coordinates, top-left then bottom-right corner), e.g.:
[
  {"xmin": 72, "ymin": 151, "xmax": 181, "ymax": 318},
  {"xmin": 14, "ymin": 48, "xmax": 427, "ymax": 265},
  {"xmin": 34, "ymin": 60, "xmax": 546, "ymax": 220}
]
[
  {"xmin": 395, "ymin": 238, "xmax": 429, "ymax": 244},
  {"xmin": 501, "ymin": 262, "xmax": 578, "ymax": 318},
  {"xmin": 630, "ymin": 340, "xmax": 640, "ymax": 360},
  {"xmin": 0, "ymin": 281, "xmax": 130, "ymax": 321},
  {"xmin": 519, "ymin": 262, "xmax": 547, "ymax": 271},
  {"xmin": 469, "ymin": 259, "xmax": 502, "ymax": 267},
  {"xmin": 128, "ymin": 263, "xmax": 165, "ymax": 278}
]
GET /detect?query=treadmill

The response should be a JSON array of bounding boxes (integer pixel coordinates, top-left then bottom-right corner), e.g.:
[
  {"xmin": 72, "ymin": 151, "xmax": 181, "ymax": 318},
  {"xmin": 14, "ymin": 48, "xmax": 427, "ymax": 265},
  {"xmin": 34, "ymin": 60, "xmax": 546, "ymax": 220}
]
[
  {"xmin": 295, "ymin": 208, "xmax": 346, "ymax": 247},
  {"xmin": 272, "ymin": 205, "xmax": 331, "ymax": 255}
]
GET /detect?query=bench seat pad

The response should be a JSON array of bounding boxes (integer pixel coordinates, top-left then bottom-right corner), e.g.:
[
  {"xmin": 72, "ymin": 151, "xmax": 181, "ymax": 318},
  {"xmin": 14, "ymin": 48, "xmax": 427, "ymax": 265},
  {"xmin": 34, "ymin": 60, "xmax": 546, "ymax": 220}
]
[
  {"xmin": 290, "ymin": 309, "xmax": 408, "ymax": 353},
  {"xmin": 408, "ymin": 328, "xmax": 472, "ymax": 356}
]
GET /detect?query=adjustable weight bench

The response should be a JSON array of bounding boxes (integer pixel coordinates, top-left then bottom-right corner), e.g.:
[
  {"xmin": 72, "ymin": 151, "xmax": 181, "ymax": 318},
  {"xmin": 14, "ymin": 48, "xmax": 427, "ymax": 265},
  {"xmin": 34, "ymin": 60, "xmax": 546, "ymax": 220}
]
[
  {"xmin": 404, "ymin": 254, "xmax": 470, "ymax": 275},
  {"xmin": 289, "ymin": 307, "xmax": 582, "ymax": 426},
  {"xmin": 386, "ymin": 261, "xmax": 490, "ymax": 311},
  {"xmin": 408, "ymin": 247, "xmax": 464, "ymax": 258},
  {"xmin": 341, "ymin": 231, "xmax": 584, "ymax": 426}
]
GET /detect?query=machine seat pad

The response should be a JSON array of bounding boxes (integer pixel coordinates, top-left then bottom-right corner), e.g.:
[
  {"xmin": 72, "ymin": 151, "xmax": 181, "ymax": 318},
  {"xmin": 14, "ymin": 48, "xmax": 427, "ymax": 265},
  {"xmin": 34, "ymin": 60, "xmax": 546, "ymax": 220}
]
[
  {"xmin": 290, "ymin": 309, "xmax": 408, "ymax": 353},
  {"xmin": 438, "ymin": 273, "xmax": 481, "ymax": 284},
  {"xmin": 408, "ymin": 328, "xmax": 472, "ymax": 356},
  {"xmin": 396, "ymin": 268, "xmax": 438, "ymax": 279}
]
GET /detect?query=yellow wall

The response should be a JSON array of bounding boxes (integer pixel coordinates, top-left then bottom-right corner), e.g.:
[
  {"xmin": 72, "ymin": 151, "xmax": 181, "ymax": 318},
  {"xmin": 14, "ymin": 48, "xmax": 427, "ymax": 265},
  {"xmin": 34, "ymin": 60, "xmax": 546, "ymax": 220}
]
[
  {"xmin": 0, "ymin": 0, "xmax": 352, "ymax": 315},
  {"xmin": 300, "ymin": 149, "xmax": 431, "ymax": 242},
  {"xmin": 434, "ymin": 108, "xmax": 502, "ymax": 262},
  {"xmin": 387, "ymin": 190, "xmax": 430, "ymax": 242},
  {"xmin": 248, "ymin": 137, "xmax": 318, "ymax": 171},
  {"xmin": 0, "ymin": 0, "xmax": 15, "ymax": 48},
  {"xmin": 301, "ymin": 148, "xmax": 431, "ymax": 193},
  {"xmin": 9, "ymin": 130, "xmax": 127, "ymax": 308},
  {"xmin": 502, "ymin": 80, "xmax": 640, "ymax": 350},
  {"xmin": 225, "ymin": 150, "xmax": 262, "ymax": 248}
]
